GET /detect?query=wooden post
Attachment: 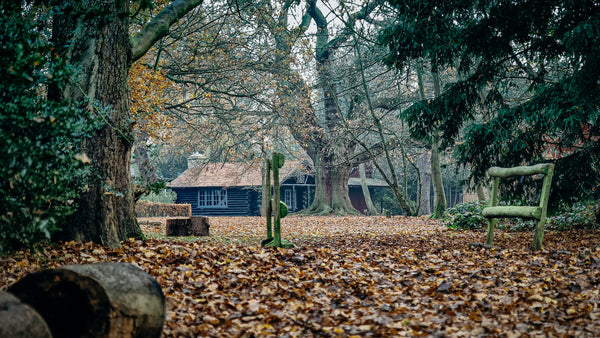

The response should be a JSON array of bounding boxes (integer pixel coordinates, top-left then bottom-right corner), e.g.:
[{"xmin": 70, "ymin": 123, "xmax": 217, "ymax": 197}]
[
  {"xmin": 534, "ymin": 164, "xmax": 554, "ymax": 250},
  {"xmin": 262, "ymin": 152, "xmax": 293, "ymax": 248},
  {"xmin": 273, "ymin": 153, "xmax": 282, "ymax": 247},
  {"xmin": 264, "ymin": 158, "xmax": 272, "ymax": 240},
  {"xmin": 486, "ymin": 177, "xmax": 499, "ymax": 246}
]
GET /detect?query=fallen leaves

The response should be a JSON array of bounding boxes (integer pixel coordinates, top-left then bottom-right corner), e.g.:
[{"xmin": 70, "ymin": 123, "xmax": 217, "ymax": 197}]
[{"xmin": 2, "ymin": 216, "xmax": 600, "ymax": 337}]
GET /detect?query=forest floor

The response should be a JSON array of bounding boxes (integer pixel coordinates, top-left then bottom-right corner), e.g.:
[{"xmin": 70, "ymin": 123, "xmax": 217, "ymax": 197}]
[{"xmin": 2, "ymin": 216, "xmax": 600, "ymax": 337}]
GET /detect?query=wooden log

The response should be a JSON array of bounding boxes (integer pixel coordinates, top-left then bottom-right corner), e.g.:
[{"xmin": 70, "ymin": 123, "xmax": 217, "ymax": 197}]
[
  {"xmin": 8, "ymin": 262, "xmax": 165, "ymax": 338},
  {"xmin": 166, "ymin": 217, "xmax": 210, "ymax": 236},
  {"xmin": 0, "ymin": 291, "xmax": 52, "ymax": 338},
  {"xmin": 482, "ymin": 206, "xmax": 542, "ymax": 219},
  {"xmin": 487, "ymin": 163, "xmax": 552, "ymax": 178}
]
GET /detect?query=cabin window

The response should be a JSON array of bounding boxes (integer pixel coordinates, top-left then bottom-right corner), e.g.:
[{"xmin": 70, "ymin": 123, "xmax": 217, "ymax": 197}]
[
  {"xmin": 284, "ymin": 189, "xmax": 293, "ymax": 210},
  {"xmin": 198, "ymin": 189, "xmax": 228, "ymax": 208}
]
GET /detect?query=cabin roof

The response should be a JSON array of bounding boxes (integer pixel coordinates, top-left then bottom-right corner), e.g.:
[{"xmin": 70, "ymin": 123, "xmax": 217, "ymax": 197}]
[
  {"xmin": 168, "ymin": 160, "xmax": 389, "ymax": 188},
  {"xmin": 168, "ymin": 161, "xmax": 310, "ymax": 188}
]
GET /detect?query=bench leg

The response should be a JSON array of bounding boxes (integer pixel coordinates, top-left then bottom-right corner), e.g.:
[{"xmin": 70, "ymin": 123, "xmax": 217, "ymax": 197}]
[
  {"xmin": 486, "ymin": 218, "xmax": 496, "ymax": 246},
  {"xmin": 533, "ymin": 219, "xmax": 545, "ymax": 250}
]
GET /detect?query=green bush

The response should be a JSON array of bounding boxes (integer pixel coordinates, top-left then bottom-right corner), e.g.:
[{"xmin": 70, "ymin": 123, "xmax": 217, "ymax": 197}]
[
  {"xmin": 0, "ymin": 4, "xmax": 96, "ymax": 254},
  {"xmin": 444, "ymin": 200, "xmax": 598, "ymax": 232},
  {"xmin": 546, "ymin": 201, "xmax": 598, "ymax": 231},
  {"xmin": 444, "ymin": 201, "xmax": 487, "ymax": 230}
]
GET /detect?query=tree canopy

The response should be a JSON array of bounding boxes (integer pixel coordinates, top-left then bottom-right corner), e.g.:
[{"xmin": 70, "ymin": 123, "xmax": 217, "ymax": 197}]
[{"xmin": 380, "ymin": 0, "xmax": 600, "ymax": 204}]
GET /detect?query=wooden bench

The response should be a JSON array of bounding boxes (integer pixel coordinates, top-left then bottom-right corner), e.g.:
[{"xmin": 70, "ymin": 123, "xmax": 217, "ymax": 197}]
[{"xmin": 482, "ymin": 163, "xmax": 554, "ymax": 250}]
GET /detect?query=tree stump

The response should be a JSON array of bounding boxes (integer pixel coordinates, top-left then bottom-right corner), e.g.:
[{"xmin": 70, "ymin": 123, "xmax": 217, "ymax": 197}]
[
  {"xmin": 0, "ymin": 291, "xmax": 52, "ymax": 338},
  {"xmin": 166, "ymin": 216, "xmax": 209, "ymax": 236},
  {"xmin": 8, "ymin": 262, "xmax": 165, "ymax": 338}
]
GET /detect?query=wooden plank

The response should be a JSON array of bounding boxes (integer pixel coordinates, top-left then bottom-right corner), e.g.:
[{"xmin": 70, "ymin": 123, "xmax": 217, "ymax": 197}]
[
  {"xmin": 487, "ymin": 163, "xmax": 552, "ymax": 178},
  {"xmin": 482, "ymin": 206, "xmax": 542, "ymax": 219}
]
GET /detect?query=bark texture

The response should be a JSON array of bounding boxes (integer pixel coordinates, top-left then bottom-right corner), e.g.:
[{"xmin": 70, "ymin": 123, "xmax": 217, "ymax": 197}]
[
  {"xmin": 0, "ymin": 291, "xmax": 52, "ymax": 338},
  {"xmin": 8, "ymin": 262, "xmax": 165, "ymax": 338},
  {"xmin": 302, "ymin": 153, "xmax": 359, "ymax": 215},
  {"xmin": 51, "ymin": 0, "xmax": 140, "ymax": 247}
]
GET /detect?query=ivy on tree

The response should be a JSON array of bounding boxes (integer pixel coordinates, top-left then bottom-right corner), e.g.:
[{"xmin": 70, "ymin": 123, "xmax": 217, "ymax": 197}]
[{"xmin": 0, "ymin": 2, "xmax": 97, "ymax": 253}]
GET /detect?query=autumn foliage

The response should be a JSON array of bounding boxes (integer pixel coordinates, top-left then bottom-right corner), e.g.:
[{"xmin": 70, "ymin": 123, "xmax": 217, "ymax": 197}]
[
  {"xmin": 2, "ymin": 216, "xmax": 599, "ymax": 337},
  {"xmin": 128, "ymin": 60, "xmax": 177, "ymax": 142},
  {"xmin": 135, "ymin": 201, "xmax": 191, "ymax": 218}
]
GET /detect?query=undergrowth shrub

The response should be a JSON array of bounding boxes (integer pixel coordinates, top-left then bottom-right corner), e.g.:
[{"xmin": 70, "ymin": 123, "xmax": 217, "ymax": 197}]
[
  {"xmin": 445, "ymin": 200, "xmax": 598, "ymax": 232},
  {"xmin": 0, "ymin": 4, "xmax": 97, "ymax": 254},
  {"xmin": 444, "ymin": 201, "xmax": 487, "ymax": 230},
  {"xmin": 546, "ymin": 201, "xmax": 597, "ymax": 231}
]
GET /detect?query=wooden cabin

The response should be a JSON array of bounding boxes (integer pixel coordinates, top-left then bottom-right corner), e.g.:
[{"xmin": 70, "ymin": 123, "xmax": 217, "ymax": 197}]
[{"xmin": 168, "ymin": 160, "xmax": 389, "ymax": 216}]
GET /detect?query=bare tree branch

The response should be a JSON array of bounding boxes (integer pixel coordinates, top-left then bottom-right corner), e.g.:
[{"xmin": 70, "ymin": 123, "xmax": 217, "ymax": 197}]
[{"xmin": 130, "ymin": 0, "xmax": 204, "ymax": 63}]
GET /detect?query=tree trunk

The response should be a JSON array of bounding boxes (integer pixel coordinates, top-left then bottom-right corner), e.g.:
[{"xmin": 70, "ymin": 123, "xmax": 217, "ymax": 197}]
[
  {"xmin": 359, "ymin": 163, "xmax": 378, "ymax": 215},
  {"xmin": 302, "ymin": 153, "xmax": 359, "ymax": 215},
  {"xmin": 48, "ymin": 0, "xmax": 204, "ymax": 247},
  {"xmin": 431, "ymin": 71, "xmax": 446, "ymax": 218},
  {"xmin": 476, "ymin": 184, "xmax": 487, "ymax": 202},
  {"xmin": 431, "ymin": 139, "xmax": 447, "ymax": 218},
  {"xmin": 8, "ymin": 262, "xmax": 165, "ymax": 338},
  {"xmin": 50, "ymin": 1, "xmax": 141, "ymax": 247},
  {"xmin": 418, "ymin": 151, "xmax": 432, "ymax": 215},
  {"xmin": 0, "ymin": 291, "xmax": 52, "ymax": 338}
]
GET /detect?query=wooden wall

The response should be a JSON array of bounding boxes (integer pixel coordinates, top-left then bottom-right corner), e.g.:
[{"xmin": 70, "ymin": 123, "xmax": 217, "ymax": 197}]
[{"xmin": 172, "ymin": 187, "xmax": 261, "ymax": 216}]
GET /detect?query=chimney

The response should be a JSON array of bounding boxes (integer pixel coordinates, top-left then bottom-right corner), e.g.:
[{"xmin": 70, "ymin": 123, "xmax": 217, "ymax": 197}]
[{"xmin": 187, "ymin": 151, "xmax": 207, "ymax": 169}]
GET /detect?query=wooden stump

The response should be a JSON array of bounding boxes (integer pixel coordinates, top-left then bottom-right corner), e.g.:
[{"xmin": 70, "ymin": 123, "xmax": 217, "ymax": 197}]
[
  {"xmin": 166, "ymin": 216, "xmax": 209, "ymax": 236},
  {"xmin": 166, "ymin": 217, "xmax": 190, "ymax": 236},
  {"xmin": 8, "ymin": 262, "xmax": 165, "ymax": 338},
  {"xmin": 0, "ymin": 291, "xmax": 52, "ymax": 338},
  {"xmin": 190, "ymin": 216, "xmax": 210, "ymax": 236}
]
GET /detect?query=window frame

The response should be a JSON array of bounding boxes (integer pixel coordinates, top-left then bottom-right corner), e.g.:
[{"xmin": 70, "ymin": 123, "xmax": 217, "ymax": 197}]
[{"xmin": 198, "ymin": 188, "xmax": 228, "ymax": 208}]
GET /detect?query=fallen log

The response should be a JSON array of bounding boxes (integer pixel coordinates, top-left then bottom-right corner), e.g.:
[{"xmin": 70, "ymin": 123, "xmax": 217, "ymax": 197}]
[
  {"xmin": 0, "ymin": 291, "xmax": 52, "ymax": 338},
  {"xmin": 8, "ymin": 262, "xmax": 165, "ymax": 338}
]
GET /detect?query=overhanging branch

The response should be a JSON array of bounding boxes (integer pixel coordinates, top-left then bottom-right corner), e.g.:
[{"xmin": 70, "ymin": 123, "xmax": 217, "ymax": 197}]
[{"xmin": 130, "ymin": 0, "xmax": 204, "ymax": 63}]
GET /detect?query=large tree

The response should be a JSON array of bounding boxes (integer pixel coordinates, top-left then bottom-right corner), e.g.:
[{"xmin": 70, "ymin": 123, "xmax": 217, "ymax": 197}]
[
  {"xmin": 48, "ymin": 0, "xmax": 204, "ymax": 247},
  {"xmin": 155, "ymin": 0, "xmax": 409, "ymax": 215},
  {"xmin": 380, "ymin": 0, "xmax": 600, "ymax": 210}
]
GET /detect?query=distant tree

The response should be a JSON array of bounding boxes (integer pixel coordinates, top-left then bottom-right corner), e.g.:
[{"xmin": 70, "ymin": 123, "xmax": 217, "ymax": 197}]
[
  {"xmin": 380, "ymin": 0, "xmax": 600, "ymax": 208},
  {"xmin": 157, "ymin": 0, "xmax": 415, "ymax": 215}
]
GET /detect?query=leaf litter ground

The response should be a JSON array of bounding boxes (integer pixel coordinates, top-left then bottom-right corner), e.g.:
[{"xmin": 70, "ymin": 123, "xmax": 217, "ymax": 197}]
[{"xmin": 2, "ymin": 216, "xmax": 600, "ymax": 337}]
